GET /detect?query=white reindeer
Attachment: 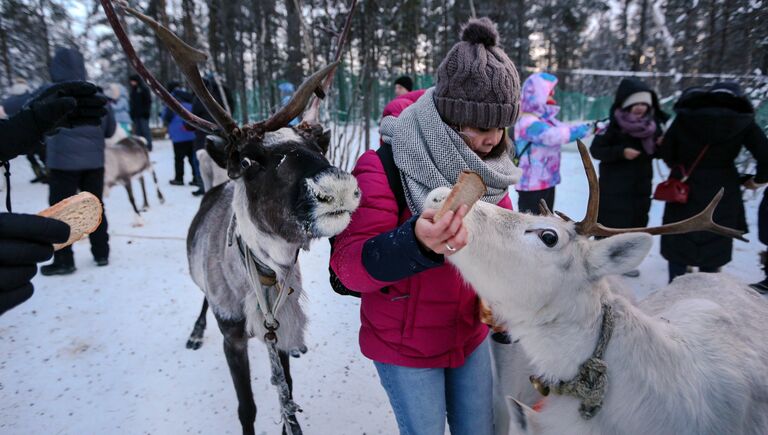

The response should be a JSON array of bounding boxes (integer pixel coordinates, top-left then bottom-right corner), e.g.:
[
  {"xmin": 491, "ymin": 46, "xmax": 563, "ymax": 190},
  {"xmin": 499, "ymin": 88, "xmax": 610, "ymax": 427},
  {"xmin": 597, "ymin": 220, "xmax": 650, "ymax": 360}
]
[{"xmin": 426, "ymin": 142, "xmax": 768, "ymax": 435}]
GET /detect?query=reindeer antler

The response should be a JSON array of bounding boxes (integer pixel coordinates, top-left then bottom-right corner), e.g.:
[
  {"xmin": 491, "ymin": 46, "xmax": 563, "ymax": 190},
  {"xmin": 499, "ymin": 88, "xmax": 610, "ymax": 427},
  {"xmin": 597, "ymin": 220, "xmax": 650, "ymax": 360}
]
[
  {"xmin": 300, "ymin": 0, "xmax": 358, "ymax": 127},
  {"xmin": 101, "ymin": 0, "xmax": 225, "ymax": 134},
  {"xmin": 571, "ymin": 140, "xmax": 747, "ymax": 241},
  {"xmin": 103, "ymin": 0, "xmax": 345, "ymax": 143},
  {"xmin": 538, "ymin": 199, "xmax": 554, "ymax": 216}
]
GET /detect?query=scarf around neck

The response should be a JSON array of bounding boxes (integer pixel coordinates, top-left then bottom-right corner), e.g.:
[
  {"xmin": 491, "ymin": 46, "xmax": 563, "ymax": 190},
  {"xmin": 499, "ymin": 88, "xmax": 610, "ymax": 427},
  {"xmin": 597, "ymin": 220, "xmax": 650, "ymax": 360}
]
[
  {"xmin": 379, "ymin": 88, "xmax": 522, "ymax": 214},
  {"xmin": 613, "ymin": 108, "xmax": 657, "ymax": 155}
]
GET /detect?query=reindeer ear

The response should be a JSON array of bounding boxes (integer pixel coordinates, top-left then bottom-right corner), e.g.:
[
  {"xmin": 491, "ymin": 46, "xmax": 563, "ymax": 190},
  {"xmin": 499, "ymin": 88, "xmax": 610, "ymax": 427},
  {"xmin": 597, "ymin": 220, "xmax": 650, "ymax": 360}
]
[
  {"xmin": 205, "ymin": 135, "xmax": 229, "ymax": 169},
  {"xmin": 317, "ymin": 129, "xmax": 331, "ymax": 155},
  {"xmin": 586, "ymin": 233, "xmax": 652, "ymax": 278}
]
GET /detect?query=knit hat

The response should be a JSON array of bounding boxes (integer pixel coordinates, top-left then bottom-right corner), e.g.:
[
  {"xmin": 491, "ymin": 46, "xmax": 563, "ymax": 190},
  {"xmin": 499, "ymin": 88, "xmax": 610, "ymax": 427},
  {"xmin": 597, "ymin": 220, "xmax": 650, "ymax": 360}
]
[
  {"xmin": 621, "ymin": 91, "xmax": 652, "ymax": 109},
  {"xmin": 434, "ymin": 17, "xmax": 520, "ymax": 129},
  {"xmin": 394, "ymin": 76, "xmax": 414, "ymax": 92}
]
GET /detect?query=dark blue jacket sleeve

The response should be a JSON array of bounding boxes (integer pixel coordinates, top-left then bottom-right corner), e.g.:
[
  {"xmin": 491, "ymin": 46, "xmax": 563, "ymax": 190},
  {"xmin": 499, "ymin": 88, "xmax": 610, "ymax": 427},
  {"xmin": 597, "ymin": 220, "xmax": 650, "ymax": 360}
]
[{"xmin": 361, "ymin": 215, "xmax": 444, "ymax": 282}]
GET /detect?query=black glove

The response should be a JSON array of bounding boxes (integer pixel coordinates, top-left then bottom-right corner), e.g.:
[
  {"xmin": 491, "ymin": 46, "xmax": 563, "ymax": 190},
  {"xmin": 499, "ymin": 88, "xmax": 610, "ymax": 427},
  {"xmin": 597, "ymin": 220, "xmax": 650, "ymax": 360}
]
[
  {"xmin": 0, "ymin": 213, "xmax": 70, "ymax": 315},
  {"xmin": 27, "ymin": 81, "xmax": 109, "ymax": 135}
]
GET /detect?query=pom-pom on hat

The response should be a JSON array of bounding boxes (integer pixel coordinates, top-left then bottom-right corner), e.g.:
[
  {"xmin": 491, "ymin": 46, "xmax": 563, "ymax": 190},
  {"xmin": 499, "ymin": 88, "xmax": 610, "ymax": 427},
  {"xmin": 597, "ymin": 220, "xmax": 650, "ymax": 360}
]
[{"xmin": 434, "ymin": 17, "xmax": 521, "ymax": 129}]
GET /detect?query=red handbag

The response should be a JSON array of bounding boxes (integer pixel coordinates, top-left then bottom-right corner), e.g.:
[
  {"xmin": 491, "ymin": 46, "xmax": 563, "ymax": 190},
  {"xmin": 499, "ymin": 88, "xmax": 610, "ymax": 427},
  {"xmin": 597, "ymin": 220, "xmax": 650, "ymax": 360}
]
[{"xmin": 653, "ymin": 145, "xmax": 710, "ymax": 204}]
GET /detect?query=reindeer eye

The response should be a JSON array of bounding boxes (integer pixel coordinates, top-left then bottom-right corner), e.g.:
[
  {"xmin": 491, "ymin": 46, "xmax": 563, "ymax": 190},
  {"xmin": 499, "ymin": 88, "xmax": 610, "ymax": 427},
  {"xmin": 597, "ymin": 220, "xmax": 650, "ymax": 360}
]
[
  {"xmin": 240, "ymin": 157, "xmax": 253, "ymax": 169},
  {"xmin": 539, "ymin": 230, "xmax": 558, "ymax": 247}
]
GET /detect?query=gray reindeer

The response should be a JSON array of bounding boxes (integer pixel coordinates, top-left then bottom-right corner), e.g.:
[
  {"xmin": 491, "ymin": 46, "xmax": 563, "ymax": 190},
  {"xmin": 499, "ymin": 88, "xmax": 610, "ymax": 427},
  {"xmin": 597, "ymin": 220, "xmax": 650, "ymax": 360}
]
[
  {"xmin": 104, "ymin": 126, "xmax": 165, "ymax": 226},
  {"xmin": 102, "ymin": 1, "xmax": 359, "ymax": 434},
  {"xmin": 426, "ymin": 142, "xmax": 767, "ymax": 435}
]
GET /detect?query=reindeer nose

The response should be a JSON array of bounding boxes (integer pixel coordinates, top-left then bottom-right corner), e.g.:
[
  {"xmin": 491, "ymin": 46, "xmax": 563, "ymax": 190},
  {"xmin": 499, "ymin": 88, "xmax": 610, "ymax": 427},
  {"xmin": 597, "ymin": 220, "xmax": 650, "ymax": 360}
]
[
  {"xmin": 315, "ymin": 192, "xmax": 335, "ymax": 203},
  {"xmin": 309, "ymin": 167, "xmax": 360, "ymax": 208}
]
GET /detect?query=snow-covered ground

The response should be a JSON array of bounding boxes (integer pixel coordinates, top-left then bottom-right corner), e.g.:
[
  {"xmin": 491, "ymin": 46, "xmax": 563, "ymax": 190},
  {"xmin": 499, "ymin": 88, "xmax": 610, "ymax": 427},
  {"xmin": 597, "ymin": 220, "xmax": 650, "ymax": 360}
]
[{"xmin": 1, "ymin": 138, "xmax": 764, "ymax": 435}]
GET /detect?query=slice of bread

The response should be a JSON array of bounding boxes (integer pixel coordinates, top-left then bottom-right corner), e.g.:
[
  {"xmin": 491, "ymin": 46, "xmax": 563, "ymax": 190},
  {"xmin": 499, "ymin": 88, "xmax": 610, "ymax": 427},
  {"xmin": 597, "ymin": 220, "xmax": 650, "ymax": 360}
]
[
  {"xmin": 434, "ymin": 170, "xmax": 487, "ymax": 221},
  {"xmin": 38, "ymin": 192, "xmax": 103, "ymax": 251}
]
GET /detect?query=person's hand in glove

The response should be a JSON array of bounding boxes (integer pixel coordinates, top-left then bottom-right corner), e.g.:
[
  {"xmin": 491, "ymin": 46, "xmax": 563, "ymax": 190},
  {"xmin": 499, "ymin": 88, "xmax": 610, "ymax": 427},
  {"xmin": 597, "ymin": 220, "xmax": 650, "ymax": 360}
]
[
  {"xmin": 0, "ymin": 81, "xmax": 108, "ymax": 162},
  {"xmin": 26, "ymin": 81, "xmax": 109, "ymax": 135},
  {"xmin": 0, "ymin": 213, "xmax": 70, "ymax": 315}
]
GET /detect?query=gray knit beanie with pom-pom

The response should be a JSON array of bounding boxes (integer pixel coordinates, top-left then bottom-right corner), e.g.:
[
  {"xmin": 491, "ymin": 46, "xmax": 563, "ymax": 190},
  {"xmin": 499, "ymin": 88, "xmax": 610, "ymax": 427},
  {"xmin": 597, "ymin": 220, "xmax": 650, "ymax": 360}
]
[{"xmin": 434, "ymin": 17, "xmax": 520, "ymax": 129}]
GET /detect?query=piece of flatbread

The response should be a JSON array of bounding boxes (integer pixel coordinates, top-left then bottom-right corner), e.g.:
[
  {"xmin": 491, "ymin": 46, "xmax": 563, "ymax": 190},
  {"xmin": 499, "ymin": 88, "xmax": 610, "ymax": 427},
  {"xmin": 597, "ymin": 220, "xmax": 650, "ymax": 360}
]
[
  {"xmin": 434, "ymin": 170, "xmax": 487, "ymax": 221},
  {"xmin": 38, "ymin": 192, "xmax": 103, "ymax": 251}
]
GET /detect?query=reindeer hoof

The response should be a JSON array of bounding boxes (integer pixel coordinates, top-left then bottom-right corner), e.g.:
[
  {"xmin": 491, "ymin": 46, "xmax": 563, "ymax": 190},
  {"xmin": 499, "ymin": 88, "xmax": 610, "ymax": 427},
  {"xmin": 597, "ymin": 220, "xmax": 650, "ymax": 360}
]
[
  {"xmin": 131, "ymin": 215, "xmax": 145, "ymax": 227},
  {"xmin": 186, "ymin": 336, "xmax": 203, "ymax": 350},
  {"xmin": 289, "ymin": 345, "xmax": 308, "ymax": 358}
]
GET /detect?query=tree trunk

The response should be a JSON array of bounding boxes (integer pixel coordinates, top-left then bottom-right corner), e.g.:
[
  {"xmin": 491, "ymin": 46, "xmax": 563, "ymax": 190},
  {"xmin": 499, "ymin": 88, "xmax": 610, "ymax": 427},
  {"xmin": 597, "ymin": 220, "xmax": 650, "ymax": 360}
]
[
  {"xmin": 207, "ymin": 0, "xmax": 223, "ymax": 74},
  {"xmin": 717, "ymin": 0, "xmax": 732, "ymax": 73},
  {"xmin": 285, "ymin": 0, "xmax": 303, "ymax": 88},
  {"xmin": 632, "ymin": 0, "xmax": 649, "ymax": 71},
  {"xmin": 181, "ymin": 0, "xmax": 198, "ymax": 46},
  {"xmin": 148, "ymin": 0, "xmax": 171, "ymax": 84},
  {"xmin": 0, "ymin": 16, "xmax": 12, "ymax": 86},
  {"xmin": 705, "ymin": 0, "xmax": 718, "ymax": 72},
  {"xmin": 38, "ymin": 0, "xmax": 51, "ymax": 79}
]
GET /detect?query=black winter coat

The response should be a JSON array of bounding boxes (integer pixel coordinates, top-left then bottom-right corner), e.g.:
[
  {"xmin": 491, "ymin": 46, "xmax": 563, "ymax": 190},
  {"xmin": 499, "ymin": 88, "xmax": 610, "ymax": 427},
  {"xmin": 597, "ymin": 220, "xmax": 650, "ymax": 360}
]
[
  {"xmin": 129, "ymin": 76, "xmax": 152, "ymax": 119},
  {"xmin": 590, "ymin": 78, "xmax": 668, "ymax": 229},
  {"xmin": 659, "ymin": 89, "xmax": 768, "ymax": 267},
  {"xmin": 43, "ymin": 48, "xmax": 116, "ymax": 171}
]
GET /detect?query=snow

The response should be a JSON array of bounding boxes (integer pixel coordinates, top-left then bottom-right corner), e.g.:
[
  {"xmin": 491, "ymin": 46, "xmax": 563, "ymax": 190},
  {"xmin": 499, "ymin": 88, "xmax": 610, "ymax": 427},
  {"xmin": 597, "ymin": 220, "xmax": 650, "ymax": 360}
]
[{"xmin": 1, "ymin": 138, "xmax": 764, "ymax": 434}]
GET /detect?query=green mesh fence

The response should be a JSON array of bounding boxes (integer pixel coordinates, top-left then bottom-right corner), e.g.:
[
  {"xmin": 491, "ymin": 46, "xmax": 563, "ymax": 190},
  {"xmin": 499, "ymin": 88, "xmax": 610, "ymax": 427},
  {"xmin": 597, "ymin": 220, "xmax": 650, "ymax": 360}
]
[{"xmin": 234, "ymin": 67, "xmax": 767, "ymax": 133}]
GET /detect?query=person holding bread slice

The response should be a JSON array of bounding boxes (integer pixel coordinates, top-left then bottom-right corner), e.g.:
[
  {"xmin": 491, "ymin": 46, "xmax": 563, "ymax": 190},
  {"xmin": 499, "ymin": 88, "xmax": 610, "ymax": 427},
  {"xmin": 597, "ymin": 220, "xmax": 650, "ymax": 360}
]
[
  {"xmin": 330, "ymin": 18, "xmax": 521, "ymax": 435},
  {"xmin": 0, "ymin": 79, "xmax": 108, "ymax": 315}
]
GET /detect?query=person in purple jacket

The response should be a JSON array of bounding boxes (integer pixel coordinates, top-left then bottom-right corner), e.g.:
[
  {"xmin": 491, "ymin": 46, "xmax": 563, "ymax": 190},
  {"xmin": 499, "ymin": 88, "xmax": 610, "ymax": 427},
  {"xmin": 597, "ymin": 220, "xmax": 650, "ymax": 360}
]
[
  {"xmin": 513, "ymin": 72, "xmax": 596, "ymax": 214},
  {"xmin": 331, "ymin": 18, "xmax": 521, "ymax": 435},
  {"xmin": 162, "ymin": 82, "xmax": 198, "ymax": 186}
]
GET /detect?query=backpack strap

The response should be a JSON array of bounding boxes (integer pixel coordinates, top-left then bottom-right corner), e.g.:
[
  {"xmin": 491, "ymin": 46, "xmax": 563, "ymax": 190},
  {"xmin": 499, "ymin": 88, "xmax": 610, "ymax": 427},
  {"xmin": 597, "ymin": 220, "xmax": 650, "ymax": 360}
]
[{"xmin": 376, "ymin": 142, "xmax": 407, "ymax": 214}]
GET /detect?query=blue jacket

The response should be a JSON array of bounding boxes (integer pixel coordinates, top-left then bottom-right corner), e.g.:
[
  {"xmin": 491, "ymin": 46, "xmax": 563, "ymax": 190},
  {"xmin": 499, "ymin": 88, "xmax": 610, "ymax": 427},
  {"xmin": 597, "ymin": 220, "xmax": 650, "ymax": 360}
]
[
  {"xmin": 43, "ymin": 47, "xmax": 115, "ymax": 170},
  {"xmin": 162, "ymin": 89, "xmax": 196, "ymax": 143}
]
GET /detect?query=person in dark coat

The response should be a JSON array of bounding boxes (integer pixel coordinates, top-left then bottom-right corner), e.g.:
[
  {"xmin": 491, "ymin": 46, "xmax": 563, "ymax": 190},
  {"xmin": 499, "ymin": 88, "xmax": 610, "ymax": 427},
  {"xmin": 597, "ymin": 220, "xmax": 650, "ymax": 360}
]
[
  {"xmin": 590, "ymin": 78, "xmax": 669, "ymax": 277},
  {"xmin": 162, "ymin": 81, "xmax": 197, "ymax": 185},
  {"xmin": 2, "ymin": 79, "xmax": 48, "ymax": 183},
  {"xmin": 128, "ymin": 74, "xmax": 152, "ymax": 151},
  {"xmin": 190, "ymin": 75, "xmax": 234, "ymax": 196},
  {"xmin": 659, "ymin": 82, "xmax": 768, "ymax": 283},
  {"xmin": 0, "ymin": 80, "xmax": 107, "ymax": 314},
  {"xmin": 39, "ymin": 47, "xmax": 116, "ymax": 276}
]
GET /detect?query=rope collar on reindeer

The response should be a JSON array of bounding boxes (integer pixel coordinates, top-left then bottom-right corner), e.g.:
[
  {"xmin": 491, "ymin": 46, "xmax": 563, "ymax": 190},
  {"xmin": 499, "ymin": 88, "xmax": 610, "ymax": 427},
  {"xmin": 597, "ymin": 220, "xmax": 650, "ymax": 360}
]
[
  {"xmin": 529, "ymin": 303, "xmax": 615, "ymax": 420},
  {"xmin": 228, "ymin": 214, "xmax": 303, "ymax": 433}
]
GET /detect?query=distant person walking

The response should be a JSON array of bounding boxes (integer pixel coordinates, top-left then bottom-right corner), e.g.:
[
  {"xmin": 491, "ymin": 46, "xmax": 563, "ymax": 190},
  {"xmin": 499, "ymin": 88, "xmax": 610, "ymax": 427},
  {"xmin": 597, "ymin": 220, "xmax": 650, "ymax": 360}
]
[
  {"xmin": 107, "ymin": 83, "xmax": 131, "ymax": 134},
  {"xmin": 39, "ymin": 47, "xmax": 115, "ymax": 275},
  {"xmin": 659, "ymin": 83, "xmax": 768, "ymax": 282},
  {"xmin": 393, "ymin": 75, "xmax": 413, "ymax": 97},
  {"xmin": 128, "ymin": 74, "xmax": 152, "ymax": 151},
  {"xmin": 590, "ymin": 78, "xmax": 669, "ymax": 277},
  {"xmin": 513, "ymin": 72, "xmax": 595, "ymax": 214}
]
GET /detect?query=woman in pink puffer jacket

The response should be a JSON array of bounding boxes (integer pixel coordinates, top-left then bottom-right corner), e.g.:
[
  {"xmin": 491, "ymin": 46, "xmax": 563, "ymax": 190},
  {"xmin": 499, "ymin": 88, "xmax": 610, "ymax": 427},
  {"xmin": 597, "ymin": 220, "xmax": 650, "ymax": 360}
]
[{"xmin": 330, "ymin": 18, "xmax": 521, "ymax": 435}]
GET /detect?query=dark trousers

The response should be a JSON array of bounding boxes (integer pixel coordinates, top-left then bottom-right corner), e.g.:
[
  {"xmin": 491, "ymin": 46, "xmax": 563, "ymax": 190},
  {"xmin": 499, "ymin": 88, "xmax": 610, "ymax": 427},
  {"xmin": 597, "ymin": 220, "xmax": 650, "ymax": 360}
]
[
  {"xmin": 517, "ymin": 187, "xmax": 556, "ymax": 215},
  {"xmin": 172, "ymin": 140, "xmax": 195, "ymax": 181},
  {"xmin": 668, "ymin": 262, "xmax": 719, "ymax": 283},
  {"xmin": 132, "ymin": 117, "xmax": 153, "ymax": 151},
  {"xmin": 49, "ymin": 168, "xmax": 109, "ymax": 265}
]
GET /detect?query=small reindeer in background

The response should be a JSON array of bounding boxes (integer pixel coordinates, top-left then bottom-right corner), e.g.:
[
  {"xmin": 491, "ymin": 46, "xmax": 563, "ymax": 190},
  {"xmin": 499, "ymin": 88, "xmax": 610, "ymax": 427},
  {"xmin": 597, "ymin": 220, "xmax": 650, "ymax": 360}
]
[
  {"xmin": 427, "ymin": 141, "xmax": 767, "ymax": 435},
  {"xmin": 102, "ymin": 1, "xmax": 359, "ymax": 434},
  {"xmin": 104, "ymin": 126, "xmax": 164, "ymax": 226}
]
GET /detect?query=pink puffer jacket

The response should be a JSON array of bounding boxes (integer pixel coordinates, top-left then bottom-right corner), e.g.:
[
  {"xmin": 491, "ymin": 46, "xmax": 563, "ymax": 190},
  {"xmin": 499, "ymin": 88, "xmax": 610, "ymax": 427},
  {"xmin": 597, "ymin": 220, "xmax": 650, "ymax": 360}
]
[{"xmin": 330, "ymin": 150, "xmax": 512, "ymax": 368}]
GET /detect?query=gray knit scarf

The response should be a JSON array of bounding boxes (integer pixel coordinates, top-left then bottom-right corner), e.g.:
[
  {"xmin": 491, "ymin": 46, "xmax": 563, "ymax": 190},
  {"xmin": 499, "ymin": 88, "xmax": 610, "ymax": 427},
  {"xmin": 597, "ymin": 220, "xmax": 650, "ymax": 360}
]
[{"xmin": 379, "ymin": 88, "xmax": 521, "ymax": 213}]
